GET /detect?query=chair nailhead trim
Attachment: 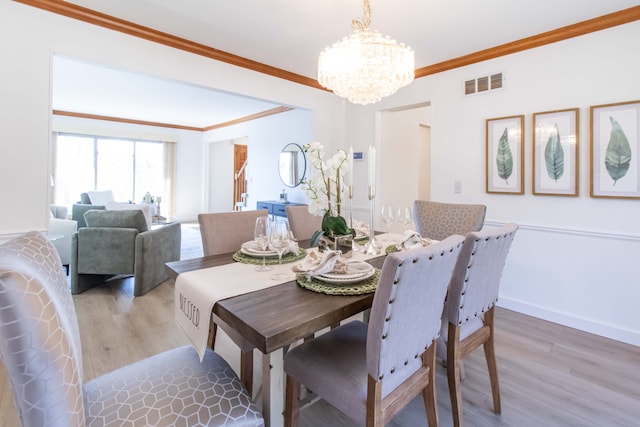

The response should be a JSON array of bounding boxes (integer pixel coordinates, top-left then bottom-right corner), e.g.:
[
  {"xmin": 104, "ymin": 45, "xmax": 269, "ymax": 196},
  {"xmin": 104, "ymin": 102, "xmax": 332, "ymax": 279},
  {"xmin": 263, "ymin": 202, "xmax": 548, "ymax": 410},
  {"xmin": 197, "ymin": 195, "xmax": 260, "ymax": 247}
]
[
  {"xmin": 412, "ymin": 258, "xmax": 418, "ymax": 263},
  {"xmin": 389, "ymin": 298, "xmax": 395, "ymax": 304},
  {"xmin": 385, "ymin": 316, "xmax": 391, "ymax": 321},
  {"xmin": 390, "ymin": 368, "xmax": 396, "ymax": 374},
  {"xmin": 382, "ymin": 333, "xmax": 388, "ymax": 339},
  {"xmin": 404, "ymin": 360, "xmax": 408, "ymax": 365},
  {"xmin": 393, "ymin": 279, "xmax": 399, "ymax": 284}
]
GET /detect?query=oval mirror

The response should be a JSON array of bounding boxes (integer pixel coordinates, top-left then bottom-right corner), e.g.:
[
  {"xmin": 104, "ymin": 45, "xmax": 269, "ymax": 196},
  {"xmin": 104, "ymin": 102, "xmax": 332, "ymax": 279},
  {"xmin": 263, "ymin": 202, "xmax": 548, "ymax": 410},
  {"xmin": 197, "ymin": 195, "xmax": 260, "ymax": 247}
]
[{"xmin": 279, "ymin": 143, "xmax": 306, "ymax": 187}]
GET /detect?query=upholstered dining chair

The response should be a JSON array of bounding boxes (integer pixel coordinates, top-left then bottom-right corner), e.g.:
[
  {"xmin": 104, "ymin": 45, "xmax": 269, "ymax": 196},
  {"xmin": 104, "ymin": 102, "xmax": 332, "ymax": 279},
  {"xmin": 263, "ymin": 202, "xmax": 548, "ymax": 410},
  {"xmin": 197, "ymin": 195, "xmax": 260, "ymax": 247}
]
[
  {"xmin": 437, "ymin": 223, "xmax": 519, "ymax": 427},
  {"xmin": 198, "ymin": 209, "xmax": 268, "ymax": 256},
  {"xmin": 285, "ymin": 205, "xmax": 322, "ymax": 241},
  {"xmin": 283, "ymin": 234, "xmax": 465, "ymax": 427},
  {"xmin": 0, "ymin": 231, "xmax": 264, "ymax": 427},
  {"xmin": 413, "ymin": 200, "xmax": 487, "ymax": 241},
  {"xmin": 197, "ymin": 209, "xmax": 269, "ymax": 394}
]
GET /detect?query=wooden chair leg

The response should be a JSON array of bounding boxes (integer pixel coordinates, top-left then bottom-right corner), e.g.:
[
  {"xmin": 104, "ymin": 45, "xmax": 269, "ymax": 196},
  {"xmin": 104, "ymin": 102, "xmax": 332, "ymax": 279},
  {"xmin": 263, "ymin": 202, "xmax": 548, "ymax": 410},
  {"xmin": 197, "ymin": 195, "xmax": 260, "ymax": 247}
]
[
  {"xmin": 483, "ymin": 307, "xmax": 501, "ymax": 414},
  {"xmin": 284, "ymin": 374, "xmax": 301, "ymax": 427},
  {"xmin": 447, "ymin": 323, "xmax": 464, "ymax": 427},
  {"xmin": 366, "ymin": 375, "xmax": 383, "ymax": 427},
  {"xmin": 422, "ymin": 342, "xmax": 439, "ymax": 427}
]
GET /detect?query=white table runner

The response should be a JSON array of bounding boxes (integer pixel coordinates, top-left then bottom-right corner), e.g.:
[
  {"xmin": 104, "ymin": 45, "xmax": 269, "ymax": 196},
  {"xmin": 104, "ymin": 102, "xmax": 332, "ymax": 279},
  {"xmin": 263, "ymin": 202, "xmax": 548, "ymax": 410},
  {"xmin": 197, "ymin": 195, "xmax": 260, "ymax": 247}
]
[
  {"xmin": 174, "ymin": 242, "xmax": 398, "ymax": 361},
  {"xmin": 175, "ymin": 260, "xmax": 296, "ymax": 360}
]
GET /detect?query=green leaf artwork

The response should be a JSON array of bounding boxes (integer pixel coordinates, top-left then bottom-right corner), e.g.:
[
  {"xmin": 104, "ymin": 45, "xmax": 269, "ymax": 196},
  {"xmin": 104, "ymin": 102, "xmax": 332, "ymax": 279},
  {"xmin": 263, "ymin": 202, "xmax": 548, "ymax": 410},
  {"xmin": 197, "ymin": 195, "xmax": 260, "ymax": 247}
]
[
  {"xmin": 496, "ymin": 127, "xmax": 513, "ymax": 185},
  {"xmin": 544, "ymin": 123, "xmax": 564, "ymax": 182},
  {"xmin": 605, "ymin": 116, "xmax": 632, "ymax": 185}
]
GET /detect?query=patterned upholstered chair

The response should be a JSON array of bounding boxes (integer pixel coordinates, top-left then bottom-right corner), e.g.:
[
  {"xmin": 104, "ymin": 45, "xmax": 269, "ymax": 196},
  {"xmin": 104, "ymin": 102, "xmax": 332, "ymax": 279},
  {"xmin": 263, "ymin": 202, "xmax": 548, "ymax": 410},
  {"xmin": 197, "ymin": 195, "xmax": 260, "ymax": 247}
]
[
  {"xmin": 437, "ymin": 223, "xmax": 519, "ymax": 427},
  {"xmin": 413, "ymin": 200, "xmax": 487, "ymax": 241},
  {"xmin": 285, "ymin": 205, "xmax": 322, "ymax": 241},
  {"xmin": 283, "ymin": 235, "xmax": 465, "ymax": 427},
  {"xmin": 0, "ymin": 231, "xmax": 264, "ymax": 427}
]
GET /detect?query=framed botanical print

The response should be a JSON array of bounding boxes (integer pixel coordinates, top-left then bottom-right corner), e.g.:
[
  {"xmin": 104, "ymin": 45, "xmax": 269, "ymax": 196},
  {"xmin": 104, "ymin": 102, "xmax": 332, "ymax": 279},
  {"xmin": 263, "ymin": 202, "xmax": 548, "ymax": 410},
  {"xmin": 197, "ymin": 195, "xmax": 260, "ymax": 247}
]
[
  {"xmin": 486, "ymin": 115, "xmax": 524, "ymax": 194},
  {"xmin": 590, "ymin": 100, "xmax": 640, "ymax": 199},
  {"xmin": 532, "ymin": 108, "xmax": 579, "ymax": 196}
]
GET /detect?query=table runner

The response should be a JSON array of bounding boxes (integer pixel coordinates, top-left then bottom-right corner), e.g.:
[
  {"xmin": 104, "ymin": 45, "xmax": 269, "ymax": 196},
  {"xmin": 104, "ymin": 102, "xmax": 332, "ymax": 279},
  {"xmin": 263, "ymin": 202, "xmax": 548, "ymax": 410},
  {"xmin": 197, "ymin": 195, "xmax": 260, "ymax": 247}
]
[
  {"xmin": 175, "ymin": 261, "xmax": 299, "ymax": 360},
  {"xmin": 174, "ymin": 244, "xmax": 396, "ymax": 360}
]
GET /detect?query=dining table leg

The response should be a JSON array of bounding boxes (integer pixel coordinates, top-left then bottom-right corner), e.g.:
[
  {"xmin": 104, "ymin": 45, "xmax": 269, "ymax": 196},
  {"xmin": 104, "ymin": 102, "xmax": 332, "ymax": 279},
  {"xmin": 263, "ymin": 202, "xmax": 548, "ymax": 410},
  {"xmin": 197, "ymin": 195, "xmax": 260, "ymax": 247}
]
[{"xmin": 262, "ymin": 348, "xmax": 285, "ymax": 427}]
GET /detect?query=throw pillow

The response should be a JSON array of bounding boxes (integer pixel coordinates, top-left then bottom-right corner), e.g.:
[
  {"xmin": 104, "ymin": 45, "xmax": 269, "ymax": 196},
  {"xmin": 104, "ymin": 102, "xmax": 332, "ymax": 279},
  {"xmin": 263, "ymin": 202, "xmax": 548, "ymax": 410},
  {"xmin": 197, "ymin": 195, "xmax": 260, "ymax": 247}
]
[{"xmin": 87, "ymin": 190, "xmax": 115, "ymax": 206}]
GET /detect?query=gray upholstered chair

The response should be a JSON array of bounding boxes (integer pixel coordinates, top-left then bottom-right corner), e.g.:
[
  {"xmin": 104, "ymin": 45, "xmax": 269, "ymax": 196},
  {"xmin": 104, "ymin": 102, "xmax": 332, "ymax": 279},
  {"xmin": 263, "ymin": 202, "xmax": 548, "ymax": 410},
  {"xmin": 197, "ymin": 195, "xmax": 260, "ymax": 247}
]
[
  {"xmin": 285, "ymin": 205, "xmax": 322, "ymax": 241},
  {"xmin": 198, "ymin": 210, "xmax": 268, "ymax": 256},
  {"xmin": 72, "ymin": 192, "xmax": 106, "ymax": 229},
  {"xmin": 71, "ymin": 209, "xmax": 181, "ymax": 296},
  {"xmin": 0, "ymin": 231, "xmax": 264, "ymax": 427},
  {"xmin": 283, "ymin": 234, "xmax": 465, "ymax": 427},
  {"xmin": 437, "ymin": 223, "xmax": 519, "ymax": 427},
  {"xmin": 413, "ymin": 200, "xmax": 487, "ymax": 241}
]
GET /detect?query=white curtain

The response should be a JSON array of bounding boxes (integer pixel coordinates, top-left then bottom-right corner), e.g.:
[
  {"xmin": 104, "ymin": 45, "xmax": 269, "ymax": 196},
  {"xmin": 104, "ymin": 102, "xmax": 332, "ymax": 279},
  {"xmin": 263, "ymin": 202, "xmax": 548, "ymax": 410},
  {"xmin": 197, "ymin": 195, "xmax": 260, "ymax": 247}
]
[{"xmin": 163, "ymin": 141, "xmax": 176, "ymax": 217}]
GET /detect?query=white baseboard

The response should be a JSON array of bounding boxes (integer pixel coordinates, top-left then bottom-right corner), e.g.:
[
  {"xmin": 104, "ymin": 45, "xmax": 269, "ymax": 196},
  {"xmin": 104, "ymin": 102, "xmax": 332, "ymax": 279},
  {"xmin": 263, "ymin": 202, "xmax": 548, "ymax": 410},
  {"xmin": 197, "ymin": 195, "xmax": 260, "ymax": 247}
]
[{"xmin": 497, "ymin": 297, "xmax": 640, "ymax": 347}]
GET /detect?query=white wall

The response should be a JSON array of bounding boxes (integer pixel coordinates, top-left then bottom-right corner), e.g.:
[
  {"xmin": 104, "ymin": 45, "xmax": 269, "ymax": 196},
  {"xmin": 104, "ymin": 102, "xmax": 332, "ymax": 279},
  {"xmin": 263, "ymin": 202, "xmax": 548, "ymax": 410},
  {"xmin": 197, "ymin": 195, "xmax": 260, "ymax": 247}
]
[
  {"xmin": 344, "ymin": 22, "xmax": 640, "ymax": 345},
  {"xmin": 0, "ymin": 1, "xmax": 344, "ymax": 237},
  {"xmin": 204, "ymin": 108, "xmax": 313, "ymax": 214}
]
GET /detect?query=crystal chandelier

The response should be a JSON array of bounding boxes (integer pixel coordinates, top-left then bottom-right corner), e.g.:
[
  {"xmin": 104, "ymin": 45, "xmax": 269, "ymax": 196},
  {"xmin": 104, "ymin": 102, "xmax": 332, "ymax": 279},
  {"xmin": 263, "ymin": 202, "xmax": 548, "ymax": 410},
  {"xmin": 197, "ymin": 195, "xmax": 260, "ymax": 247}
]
[{"xmin": 317, "ymin": 0, "xmax": 415, "ymax": 105}]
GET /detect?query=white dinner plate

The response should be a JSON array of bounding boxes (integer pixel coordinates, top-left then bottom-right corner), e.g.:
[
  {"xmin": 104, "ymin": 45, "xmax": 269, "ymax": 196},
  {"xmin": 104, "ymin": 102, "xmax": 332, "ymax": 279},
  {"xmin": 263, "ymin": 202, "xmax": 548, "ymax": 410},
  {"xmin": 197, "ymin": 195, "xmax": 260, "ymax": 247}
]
[
  {"xmin": 316, "ymin": 261, "xmax": 375, "ymax": 284},
  {"xmin": 241, "ymin": 241, "xmax": 277, "ymax": 257}
]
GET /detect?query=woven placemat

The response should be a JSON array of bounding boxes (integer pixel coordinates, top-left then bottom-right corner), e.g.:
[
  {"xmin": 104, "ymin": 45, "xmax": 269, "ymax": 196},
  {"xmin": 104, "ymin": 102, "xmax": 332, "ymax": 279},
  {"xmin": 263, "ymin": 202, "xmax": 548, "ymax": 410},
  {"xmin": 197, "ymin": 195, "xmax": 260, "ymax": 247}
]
[
  {"xmin": 233, "ymin": 248, "xmax": 307, "ymax": 265},
  {"xmin": 296, "ymin": 269, "xmax": 380, "ymax": 295}
]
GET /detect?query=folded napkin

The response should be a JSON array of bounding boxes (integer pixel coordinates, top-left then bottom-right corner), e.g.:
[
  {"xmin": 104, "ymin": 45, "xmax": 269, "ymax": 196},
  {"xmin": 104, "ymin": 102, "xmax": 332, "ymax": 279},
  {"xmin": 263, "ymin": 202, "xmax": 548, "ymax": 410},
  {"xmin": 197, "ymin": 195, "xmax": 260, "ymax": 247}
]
[
  {"xmin": 291, "ymin": 249, "xmax": 348, "ymax": 278},
  {"xmin": 285, "ymin": 241, "xmax": 301, "ymax": 256},
  {"xmin": 397, "ymin": 231, "xmax": 433, "ymax": 250}
]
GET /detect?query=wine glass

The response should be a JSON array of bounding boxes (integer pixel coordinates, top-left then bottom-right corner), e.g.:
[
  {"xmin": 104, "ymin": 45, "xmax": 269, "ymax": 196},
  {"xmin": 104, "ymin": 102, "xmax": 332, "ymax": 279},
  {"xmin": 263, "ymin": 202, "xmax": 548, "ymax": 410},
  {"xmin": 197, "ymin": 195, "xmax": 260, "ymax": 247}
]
[
  {"xmin": 254, "ymin": 216, "xmax": 272, "ymax": 272},
  {"xmin": 380, "ymin": 205, "xmax": 395, "ymax": 241},
  {"xmin": 269, "ymin": 219, "xmax": 292, "ymax": 281},
  {"xmin": 397, "ymin": 206, "xmax": 413, "ymax": 233}
]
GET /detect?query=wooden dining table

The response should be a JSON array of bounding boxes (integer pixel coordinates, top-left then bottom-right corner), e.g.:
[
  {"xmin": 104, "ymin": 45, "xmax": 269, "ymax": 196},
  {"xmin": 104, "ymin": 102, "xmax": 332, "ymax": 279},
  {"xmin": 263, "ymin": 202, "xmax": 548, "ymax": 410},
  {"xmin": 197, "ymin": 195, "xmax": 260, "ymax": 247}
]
[{"xmin": 166, "ymin": 243, "xmax": 386, "ymax": 427}]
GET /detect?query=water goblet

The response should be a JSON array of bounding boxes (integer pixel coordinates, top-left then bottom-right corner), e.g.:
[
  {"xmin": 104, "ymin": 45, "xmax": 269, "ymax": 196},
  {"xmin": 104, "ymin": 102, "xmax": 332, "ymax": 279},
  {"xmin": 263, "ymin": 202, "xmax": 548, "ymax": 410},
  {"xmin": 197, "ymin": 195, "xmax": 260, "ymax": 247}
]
[
  {"xmin": 380, "ymin": 205, "xmax": 395, "ymax": 241},
  {"xmin": 254, "ymin": 216, "xmax": 273, "ymax": 272},
  {"xmin": 397, "ymin": 206, "xmax": 413, "ymax": 233},
  {"xmin": 269, "ymin": 219, "xmax": 292, "ymax": 281}
]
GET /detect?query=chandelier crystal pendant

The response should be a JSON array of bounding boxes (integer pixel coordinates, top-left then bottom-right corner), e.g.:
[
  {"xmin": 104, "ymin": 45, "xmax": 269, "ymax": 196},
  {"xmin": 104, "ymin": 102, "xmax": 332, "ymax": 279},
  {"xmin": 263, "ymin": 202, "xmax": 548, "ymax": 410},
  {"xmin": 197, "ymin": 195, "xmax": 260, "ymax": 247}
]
[{"xmin": 318, "ymin": 0, "xmax": 415, "ymax": 105}]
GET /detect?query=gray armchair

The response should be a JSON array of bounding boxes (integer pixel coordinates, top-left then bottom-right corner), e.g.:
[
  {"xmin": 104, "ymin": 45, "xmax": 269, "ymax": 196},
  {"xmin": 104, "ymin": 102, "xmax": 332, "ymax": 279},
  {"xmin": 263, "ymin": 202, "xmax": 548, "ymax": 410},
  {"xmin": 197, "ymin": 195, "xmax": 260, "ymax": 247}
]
[
  {"xmin": 71, "ymin": 209, "xmax": 181, "ymax": 296},
  {"xmin": 72, "ymin": 192, "xmax": 105, "ymax": 228}
]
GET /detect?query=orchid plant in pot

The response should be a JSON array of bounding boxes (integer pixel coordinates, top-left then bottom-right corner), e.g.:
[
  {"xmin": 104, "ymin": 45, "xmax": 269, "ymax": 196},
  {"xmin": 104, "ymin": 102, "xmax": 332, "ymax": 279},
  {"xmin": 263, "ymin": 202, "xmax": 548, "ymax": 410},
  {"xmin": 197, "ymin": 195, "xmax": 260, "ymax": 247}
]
[{"xmin": 301, "ymin": 142, "xmax": 355, "ymax": 248}]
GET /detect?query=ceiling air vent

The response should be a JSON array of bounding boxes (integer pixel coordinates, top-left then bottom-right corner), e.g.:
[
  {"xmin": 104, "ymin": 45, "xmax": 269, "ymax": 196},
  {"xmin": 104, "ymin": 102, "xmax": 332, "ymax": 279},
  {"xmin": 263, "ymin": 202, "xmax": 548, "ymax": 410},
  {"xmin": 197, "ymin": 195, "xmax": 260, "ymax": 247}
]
[{"xmin": 464, "ymin": 72, "xmax": 504, "ymax": 96}]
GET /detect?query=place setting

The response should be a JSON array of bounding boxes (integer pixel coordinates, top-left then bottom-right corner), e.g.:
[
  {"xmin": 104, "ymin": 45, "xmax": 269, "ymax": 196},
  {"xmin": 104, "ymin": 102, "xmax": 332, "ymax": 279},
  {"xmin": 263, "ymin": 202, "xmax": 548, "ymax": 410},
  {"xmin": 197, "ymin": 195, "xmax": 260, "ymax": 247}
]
[
  {"xmin": 291, "ymin": 249, "xmax": 380, "ymax": 295},
  {"xmin": 232, "ymin": 217, "xmax": 307, "ymax": 274}
]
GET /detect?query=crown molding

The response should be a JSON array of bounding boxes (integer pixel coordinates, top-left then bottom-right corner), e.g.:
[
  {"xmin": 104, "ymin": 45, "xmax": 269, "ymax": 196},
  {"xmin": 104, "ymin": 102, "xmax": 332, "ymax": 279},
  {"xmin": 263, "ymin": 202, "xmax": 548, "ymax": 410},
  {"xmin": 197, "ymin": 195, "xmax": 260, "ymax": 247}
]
[
  {"xmin": 15, "ymin": 0, "xmax": 324, "ymax": 90},
  {"xmin": 416, "ymin": 6, "xmax": 640, "ymax": 78},
  {"xmin": 15, "ymin": 1, "xmax": 640, "ymax": 85},
  {"xmin": 53, "ymin": 107, "xmax": 294, "ymax": 131}
]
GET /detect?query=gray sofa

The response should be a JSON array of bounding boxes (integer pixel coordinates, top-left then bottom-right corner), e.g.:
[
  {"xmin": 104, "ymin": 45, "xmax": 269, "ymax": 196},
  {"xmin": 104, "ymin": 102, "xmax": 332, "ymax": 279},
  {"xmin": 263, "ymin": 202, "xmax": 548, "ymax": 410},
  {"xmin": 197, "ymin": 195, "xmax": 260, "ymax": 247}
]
[{"xmin": 70, "ymin": 209, "xmax": 181, "ymax": 296}]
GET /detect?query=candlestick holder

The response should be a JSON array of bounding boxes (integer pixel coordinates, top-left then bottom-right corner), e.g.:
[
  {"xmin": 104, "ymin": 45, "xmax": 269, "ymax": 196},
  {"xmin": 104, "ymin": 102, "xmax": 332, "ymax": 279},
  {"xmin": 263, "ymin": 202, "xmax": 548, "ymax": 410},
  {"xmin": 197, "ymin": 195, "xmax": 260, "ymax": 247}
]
[
  {"xmin": 363, "ymin": 185, "xmax": 382, "ymax": 255},
  {"xmin": 348, "ymin": 185, "xmax": 360, "ymax": 253}
]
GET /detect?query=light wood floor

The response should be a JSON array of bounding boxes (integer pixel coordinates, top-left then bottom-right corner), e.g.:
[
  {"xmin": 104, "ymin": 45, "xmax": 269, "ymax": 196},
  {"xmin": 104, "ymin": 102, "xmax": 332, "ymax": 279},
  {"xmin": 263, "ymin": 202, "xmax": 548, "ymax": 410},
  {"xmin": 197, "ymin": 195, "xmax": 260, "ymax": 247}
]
[{"xmin": 1, "ymin": 225, "xmax": 639, "ymax": 426}]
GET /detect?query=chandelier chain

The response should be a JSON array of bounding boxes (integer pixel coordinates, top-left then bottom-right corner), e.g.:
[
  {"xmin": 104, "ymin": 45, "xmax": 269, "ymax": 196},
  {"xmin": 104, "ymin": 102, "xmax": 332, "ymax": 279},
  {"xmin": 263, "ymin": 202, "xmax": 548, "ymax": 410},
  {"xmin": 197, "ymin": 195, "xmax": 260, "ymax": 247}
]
[{"xmin": 351, "ymin": 0, "xmax": 371, "ymax": 32}]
